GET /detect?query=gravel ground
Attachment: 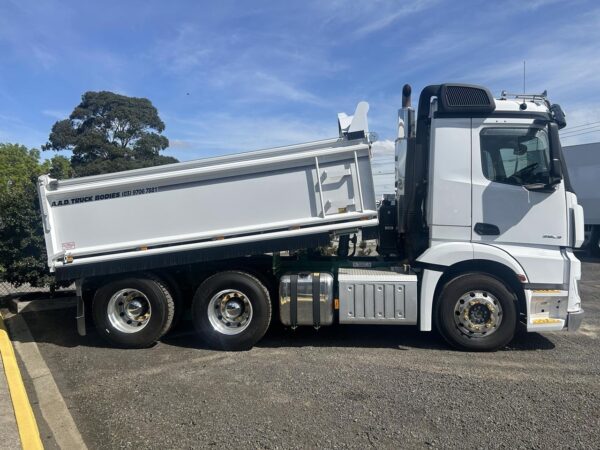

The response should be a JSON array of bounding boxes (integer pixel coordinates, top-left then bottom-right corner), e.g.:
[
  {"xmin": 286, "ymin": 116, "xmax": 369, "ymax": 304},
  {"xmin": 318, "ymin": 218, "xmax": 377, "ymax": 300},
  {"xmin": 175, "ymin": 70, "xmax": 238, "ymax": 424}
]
[{"xmin": 8, "ymin": 259, "xmax": 600, "ymax": 449}]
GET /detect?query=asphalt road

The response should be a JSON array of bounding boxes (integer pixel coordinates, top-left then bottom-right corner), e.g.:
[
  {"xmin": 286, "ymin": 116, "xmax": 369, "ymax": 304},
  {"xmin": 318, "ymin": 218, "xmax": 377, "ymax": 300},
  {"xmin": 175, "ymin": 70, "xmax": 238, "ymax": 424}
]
[{"xmin": 9, "ymin": 258, "xmax": 600, "ymax": 449}]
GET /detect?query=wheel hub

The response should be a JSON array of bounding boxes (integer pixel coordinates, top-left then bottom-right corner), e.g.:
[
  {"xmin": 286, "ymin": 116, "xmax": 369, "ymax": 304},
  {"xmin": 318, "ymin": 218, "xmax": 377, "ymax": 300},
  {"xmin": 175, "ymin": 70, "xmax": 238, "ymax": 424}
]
[
  {"xmin": 468, "ymin": 303, "xmax": 491, "ymax": 324},
  {"xmin": 453, "ymin": 291, "xmax": 502, "ymax": 338},
  {"xmin": 126, "ymin": 299, "xmax": 145, "ymax": 318},
  {"xmin": 207, "ymin": 290, "xmax": 253, "ymax": 335},
  {"xmin": 224, "ymin": 299, "xmax": 243, "ymax": 319},
  {"xmin": 107, "ymin": 289, "xmax": 152, "ymax": 333}
]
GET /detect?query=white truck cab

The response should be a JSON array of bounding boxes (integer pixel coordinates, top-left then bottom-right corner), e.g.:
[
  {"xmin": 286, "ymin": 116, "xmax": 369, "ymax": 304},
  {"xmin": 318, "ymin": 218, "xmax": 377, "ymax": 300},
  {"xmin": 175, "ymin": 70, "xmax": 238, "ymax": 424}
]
[
  {"xmin": 395, "ymin": 84, "xmax": 584, "ymax": 346},
  {"xmin": 38, "ymin": 82, "xmax": 585, "ymax": 351}
]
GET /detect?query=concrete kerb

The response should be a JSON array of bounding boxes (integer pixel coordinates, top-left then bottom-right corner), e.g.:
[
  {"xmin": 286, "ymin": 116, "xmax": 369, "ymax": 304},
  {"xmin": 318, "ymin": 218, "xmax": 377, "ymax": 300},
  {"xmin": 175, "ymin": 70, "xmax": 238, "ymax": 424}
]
[
  {"xmin": 0, "ymin": 310, "xmax": 44, "ymax": 450},
  {"xmin": 1, "ymin": 296, "xmax": 87, "ymax": 450}
]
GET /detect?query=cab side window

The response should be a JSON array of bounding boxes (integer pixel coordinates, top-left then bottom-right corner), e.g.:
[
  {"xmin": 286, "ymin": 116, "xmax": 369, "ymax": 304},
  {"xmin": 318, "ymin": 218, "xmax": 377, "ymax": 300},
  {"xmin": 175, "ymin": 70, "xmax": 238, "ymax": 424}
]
[{"xmin": 480, "ymin": 127, "xmax": 550, "ymax": 186}]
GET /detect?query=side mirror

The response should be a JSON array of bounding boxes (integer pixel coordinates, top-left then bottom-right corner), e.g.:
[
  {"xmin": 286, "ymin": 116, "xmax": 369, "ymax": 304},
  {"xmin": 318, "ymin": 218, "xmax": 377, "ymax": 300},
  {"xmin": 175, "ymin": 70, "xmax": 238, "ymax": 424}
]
[
  {"xmin": 550, "ymin": 104, "xmax": 567, "ymax": 129},
  {"xmin": 548, "ymin": 122, "xmax": 563, "ymax": 182}
]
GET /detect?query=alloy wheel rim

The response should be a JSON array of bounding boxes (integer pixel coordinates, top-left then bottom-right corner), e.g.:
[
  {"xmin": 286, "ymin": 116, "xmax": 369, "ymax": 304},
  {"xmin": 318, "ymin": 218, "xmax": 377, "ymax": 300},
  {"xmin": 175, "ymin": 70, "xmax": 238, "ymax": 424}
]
[
  {"xmin": 107, "ymin": 289, "xmax": 152, "ymax": 333},
  {"xmin": 207, "ymin": 289, "xmax": 253, "ymax": 335},
  {"xmin": 453, "ymin": 290, "xmax": 503, "ymax": 338}
]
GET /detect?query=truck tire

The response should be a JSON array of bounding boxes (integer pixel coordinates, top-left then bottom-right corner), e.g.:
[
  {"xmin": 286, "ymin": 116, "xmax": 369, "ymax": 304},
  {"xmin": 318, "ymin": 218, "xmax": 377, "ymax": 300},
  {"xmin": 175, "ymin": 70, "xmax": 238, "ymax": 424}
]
[
  {"xmin": 92, "ymin": 275, "xmax": 175, "ymax": 348},
  {"xmin": 156, "ymin": 272, "xmax": 185, "ymax": 333},
  {"xmin": 434, "ymin": 273, "xmax": 517, "ymax": 351},
  {"xmin": 192, "ymin": 271, "xmax": 271, "ymax": 351}
]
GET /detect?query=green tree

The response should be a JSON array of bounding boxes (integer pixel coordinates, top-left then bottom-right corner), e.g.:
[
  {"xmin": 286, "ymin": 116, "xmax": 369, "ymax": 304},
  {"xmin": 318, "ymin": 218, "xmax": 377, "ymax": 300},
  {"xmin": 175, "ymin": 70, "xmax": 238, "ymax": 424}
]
[
  {"xmin": 0, "ymin": 144, "xmax": 72, "ymax": 287},
  {"xmin": 43, "ymin": 91, "xmax": 177, "ymax": 176},
  {"xmin": 47, "ymin": 155, "xmax": 75, "ymax": 179},
  {"xmin": 0, "ymin": 143, "xmax": 41, "ymax": 191}
]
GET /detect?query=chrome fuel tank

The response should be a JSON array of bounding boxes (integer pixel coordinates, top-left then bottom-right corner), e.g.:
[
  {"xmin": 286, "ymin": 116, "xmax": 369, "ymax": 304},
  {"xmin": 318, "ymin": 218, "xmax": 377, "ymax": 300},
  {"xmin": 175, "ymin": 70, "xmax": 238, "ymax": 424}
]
[{"xmin": 279, "ymin": 272, "xmax": 334, "ymax": 327}]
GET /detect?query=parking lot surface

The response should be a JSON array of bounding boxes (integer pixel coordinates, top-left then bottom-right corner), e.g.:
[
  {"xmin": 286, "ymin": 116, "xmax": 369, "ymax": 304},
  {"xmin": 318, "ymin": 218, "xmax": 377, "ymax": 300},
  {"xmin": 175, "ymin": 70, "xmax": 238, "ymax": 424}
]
[{"xmin": 9, "ymin": 259, "xmax": 600, "ymax": 449}]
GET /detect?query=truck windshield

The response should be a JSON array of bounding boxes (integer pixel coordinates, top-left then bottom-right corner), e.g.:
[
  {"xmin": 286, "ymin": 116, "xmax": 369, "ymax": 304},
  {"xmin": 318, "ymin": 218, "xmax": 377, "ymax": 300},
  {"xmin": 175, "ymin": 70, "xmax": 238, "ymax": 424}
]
[{"xmin": 480, "ymin": 127, "xmax": 550, "ymax": 186}]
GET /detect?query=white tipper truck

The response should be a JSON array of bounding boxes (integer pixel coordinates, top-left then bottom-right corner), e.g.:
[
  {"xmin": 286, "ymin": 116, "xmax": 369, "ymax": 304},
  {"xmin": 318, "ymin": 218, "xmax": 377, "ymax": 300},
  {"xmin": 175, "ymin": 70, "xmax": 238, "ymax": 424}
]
[{"xmin": 37, "ymin": 83, "xmax": 585, "ymax": 351}]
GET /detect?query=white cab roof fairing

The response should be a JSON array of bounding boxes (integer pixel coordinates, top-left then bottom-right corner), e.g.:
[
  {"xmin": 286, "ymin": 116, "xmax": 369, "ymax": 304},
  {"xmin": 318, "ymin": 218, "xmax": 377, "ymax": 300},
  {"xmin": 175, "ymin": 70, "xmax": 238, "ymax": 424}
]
[{"xmin": 493, "ymin": 98, "xmax": 550, "ymax": 114}]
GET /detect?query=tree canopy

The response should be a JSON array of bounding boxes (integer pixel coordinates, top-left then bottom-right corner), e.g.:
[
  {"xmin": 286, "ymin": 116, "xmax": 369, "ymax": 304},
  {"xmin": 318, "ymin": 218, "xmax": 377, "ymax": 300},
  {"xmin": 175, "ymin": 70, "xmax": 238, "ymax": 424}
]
[
  {"xmin": 0, "ymin": 143, "xmax": 42, "ymax": 191},
  {"xmin": 0, "ymin": 144, "xmax": 73, "ymax": 287},
  {"xmin": 43, "ymin": 91, "xmax": 177, "ymax": 176},
  {"xmin": 1, "ymin": 92, "xmax": 176, "ymax": 287}
]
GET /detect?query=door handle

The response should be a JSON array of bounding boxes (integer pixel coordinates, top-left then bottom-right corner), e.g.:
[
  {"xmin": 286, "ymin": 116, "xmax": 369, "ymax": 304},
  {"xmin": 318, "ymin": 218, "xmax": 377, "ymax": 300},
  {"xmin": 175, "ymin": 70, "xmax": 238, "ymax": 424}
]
[{"xmin": 474, "ymin": 223, "xmax": 500, "ymax": 236}]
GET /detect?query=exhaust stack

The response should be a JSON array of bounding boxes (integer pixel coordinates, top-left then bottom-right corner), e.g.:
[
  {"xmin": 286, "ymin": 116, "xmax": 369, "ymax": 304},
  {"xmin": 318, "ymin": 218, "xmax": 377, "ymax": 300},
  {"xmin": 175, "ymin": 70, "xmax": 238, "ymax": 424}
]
[{"xmin": 396, "ymin": 84, "xmax": 415, "ymax": 234}]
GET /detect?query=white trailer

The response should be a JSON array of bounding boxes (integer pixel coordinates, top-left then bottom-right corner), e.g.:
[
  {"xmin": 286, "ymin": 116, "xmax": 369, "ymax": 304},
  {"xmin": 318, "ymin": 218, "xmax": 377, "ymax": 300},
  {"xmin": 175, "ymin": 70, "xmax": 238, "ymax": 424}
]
[
  {"xmin": 38, "ymin": 83, "xmax": 585, "ymax": 351},
  {"xmin": 563, "ymin": 142, "xmax": 600, "ymax": 254}
]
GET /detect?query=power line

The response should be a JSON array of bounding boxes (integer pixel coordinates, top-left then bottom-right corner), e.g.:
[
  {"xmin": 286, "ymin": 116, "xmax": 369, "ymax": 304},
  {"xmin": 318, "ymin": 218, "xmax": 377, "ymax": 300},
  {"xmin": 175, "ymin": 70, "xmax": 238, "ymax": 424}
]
[
  {"xmin": 560, "ymin": 129, "xmax": 600, "ymax": 139},
  {"xmin": 561, "ymin": 123, "xmax": 600, "ymax": 134},
  {"xmin": 561, "ymin": 127, "xmax": 600, "ymax": 137},
  {"xmin": 562, "ymin": 120, "xmax": 600, "ymax": 131},
  {"xmin": 561, "ymin": 125, "xmax": 600, "ymax": 136}
]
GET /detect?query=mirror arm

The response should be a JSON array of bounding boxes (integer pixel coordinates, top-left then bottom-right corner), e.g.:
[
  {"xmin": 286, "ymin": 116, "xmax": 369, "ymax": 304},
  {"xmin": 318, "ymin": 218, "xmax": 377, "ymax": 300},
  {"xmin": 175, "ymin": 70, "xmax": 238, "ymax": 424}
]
[{"xmin": 548, "ymin": 123, "xmax": 563, "ymax": 182}]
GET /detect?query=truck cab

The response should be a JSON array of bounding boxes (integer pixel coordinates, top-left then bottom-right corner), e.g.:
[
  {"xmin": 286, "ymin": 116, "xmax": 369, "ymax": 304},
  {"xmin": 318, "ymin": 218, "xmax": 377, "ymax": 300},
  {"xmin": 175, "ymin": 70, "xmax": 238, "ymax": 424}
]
[{"xmin": 394, "ymin": 84, "xmax": 584, "ymax": 348}]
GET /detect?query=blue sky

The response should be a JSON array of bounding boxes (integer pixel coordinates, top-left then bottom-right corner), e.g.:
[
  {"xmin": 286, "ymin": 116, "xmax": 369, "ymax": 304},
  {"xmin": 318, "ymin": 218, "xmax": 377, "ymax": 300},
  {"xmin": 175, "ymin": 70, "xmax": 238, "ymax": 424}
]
[{"xmin": 1, "ymin": 0, "xmax": 599, "ymax": 193}]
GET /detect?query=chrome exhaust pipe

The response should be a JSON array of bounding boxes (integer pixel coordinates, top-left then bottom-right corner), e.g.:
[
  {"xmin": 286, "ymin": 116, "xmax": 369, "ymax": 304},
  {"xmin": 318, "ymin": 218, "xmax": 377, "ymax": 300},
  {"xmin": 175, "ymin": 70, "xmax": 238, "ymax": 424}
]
[{"xmin": 396, "ymin": 84, "xmax": 415, "ymax": 233}]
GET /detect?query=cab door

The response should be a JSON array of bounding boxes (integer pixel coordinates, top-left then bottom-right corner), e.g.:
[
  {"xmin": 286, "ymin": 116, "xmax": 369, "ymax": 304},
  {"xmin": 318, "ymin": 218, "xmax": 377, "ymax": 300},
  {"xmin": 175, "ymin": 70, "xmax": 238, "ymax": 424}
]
[{"xmin": 470, "ymin": 119, "xmax": 568, "ymax": 248}]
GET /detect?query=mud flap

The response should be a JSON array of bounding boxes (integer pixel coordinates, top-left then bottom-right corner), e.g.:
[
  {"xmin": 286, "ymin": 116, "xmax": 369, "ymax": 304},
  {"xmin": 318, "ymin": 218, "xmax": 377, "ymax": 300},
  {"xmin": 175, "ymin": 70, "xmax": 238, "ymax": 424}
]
[{"xmin": 75, "ymin": 280, "xmax": 86, "ymax": 336}]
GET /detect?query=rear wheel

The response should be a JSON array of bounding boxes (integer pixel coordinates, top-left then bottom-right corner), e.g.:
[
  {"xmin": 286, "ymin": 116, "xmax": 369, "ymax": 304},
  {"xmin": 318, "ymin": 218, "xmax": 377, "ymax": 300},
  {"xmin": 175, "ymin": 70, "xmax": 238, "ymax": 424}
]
[
  {"xmin": 192, "ymin": 271, "xmax": 271, "ymax": 351},
  {"xmin": 92, "ymin": 275, "xmax": 174, "ymax": 348},
  {"xmin": 435, "ymin": 273, "xmax": 517, "ymax": 351}
]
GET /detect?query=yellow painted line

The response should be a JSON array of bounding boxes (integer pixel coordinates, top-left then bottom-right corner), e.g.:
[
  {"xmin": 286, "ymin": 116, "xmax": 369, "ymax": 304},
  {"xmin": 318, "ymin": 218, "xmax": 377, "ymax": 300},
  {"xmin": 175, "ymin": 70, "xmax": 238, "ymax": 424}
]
[{"xmin": 0, "ymin": 312, "xmax": 44, "ymax": 450}]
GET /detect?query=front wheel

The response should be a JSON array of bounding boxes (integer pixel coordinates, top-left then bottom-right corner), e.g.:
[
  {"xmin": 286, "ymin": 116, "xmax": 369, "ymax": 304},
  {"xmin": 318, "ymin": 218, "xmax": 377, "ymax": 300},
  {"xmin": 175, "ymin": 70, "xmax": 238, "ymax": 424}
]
[
  {"xmin": 192, "ymin": 271, "xmax": 271, "ymax": 351},
  {"xmin": 434, "ymin": 273, "xmax": 517, "ymax": 351}
]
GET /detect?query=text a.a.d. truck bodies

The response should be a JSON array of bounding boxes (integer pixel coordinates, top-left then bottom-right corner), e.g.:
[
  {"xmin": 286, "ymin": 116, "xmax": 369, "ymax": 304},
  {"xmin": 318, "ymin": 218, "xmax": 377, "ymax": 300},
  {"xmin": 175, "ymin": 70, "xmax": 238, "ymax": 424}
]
[{"xmin": 38, "ymin": 83, "xmax": 585, "ymax": 351}]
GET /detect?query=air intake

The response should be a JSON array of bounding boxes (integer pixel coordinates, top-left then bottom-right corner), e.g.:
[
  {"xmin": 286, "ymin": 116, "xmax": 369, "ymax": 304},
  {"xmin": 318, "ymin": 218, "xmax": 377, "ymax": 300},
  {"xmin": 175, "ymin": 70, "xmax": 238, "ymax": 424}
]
[{"xmin": 438, "ymin": 83, "xmax": 496, "ymax": 114}]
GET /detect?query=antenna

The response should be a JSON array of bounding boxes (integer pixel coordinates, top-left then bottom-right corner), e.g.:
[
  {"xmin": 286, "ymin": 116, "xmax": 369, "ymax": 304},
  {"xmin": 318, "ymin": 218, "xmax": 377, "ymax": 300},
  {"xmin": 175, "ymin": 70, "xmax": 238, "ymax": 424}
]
[{"xmin": 519, "ymin": 60, "xmax": 528, "ymax": 110}]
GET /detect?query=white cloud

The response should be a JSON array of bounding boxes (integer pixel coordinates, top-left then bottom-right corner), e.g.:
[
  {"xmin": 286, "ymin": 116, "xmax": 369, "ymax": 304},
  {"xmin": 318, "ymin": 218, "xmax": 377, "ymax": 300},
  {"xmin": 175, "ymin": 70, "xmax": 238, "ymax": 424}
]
[
  {"xmin": 508, "ymin": 0, "xmax": 565, "ymax": 11},
  {"xmin": 353, "ymin": 1, "xmax": 439, "ymax": 37},
  {"xmin": 152, "ymin": 25, "xmax": 213, "ymax": 74},
  {"xmin": 166, "ymin": 113, "xmax": 336, "ymax": 160},
  {"xmin": 371, "ymin": 139, "xmax": 394, "ymax": 158},
  {"xmin": 168, "ymin": 139, "xmax": 195, "ymax": 150},
  {"xmin": 30, "ymin": 45, "xmax": 57, "ymax": 69},
  {"xmin": 41, "ymin": 109, "xmax": 68, "ymax": 120},
  {"xmin": 250, "ymin": 72, "xmax": 325, "ymax": 105},
  {"xmin": 371, "ymin": 139, "xmax": 395, "ymax": 197},
  {"xmin": 312, "ymin": 0, "xmax": 438, "ymax": 38},
  {"xmin": 150, "ymin": 24, "xmax": 331, "ymax": 107}
]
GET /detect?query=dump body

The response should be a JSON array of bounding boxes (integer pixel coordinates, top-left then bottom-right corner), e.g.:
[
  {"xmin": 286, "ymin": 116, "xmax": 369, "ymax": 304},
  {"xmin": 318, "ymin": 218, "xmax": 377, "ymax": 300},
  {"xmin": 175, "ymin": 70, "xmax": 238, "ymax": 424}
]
[{"xmin": 38, "ymin": 135, "xmax": 377, "ymax": 279}]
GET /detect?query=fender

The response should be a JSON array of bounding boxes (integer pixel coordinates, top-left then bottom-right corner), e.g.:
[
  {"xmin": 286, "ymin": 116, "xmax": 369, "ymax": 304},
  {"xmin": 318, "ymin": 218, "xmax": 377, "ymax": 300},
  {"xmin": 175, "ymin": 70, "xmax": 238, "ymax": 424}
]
[{"xmin": 416, "ymin": 242, "xmax": 528, "ymax": 331}]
